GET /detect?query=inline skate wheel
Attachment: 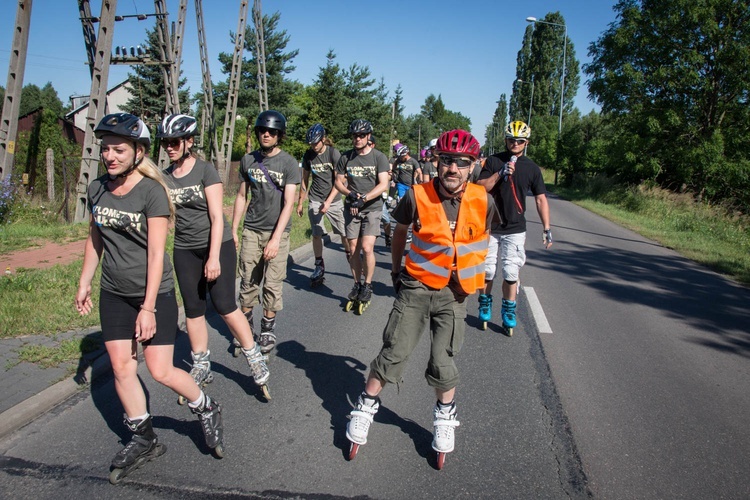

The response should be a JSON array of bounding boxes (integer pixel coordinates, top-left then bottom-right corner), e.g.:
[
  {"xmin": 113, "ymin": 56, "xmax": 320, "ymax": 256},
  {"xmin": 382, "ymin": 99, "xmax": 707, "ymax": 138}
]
[
  {"xmin": 348, "ymin": 442, "xmax": 360, "ymax": 461},
  {"xmin": 213, "ymin": 444, "xmax": 225, "ymax": 459},
  {"xmin": 357, "ymin": 302, "xmax": 366, "ymax": 315},
  {"xmin": 261, "ymin": 384, "xmax": 271, "ymax": 400},
  {"xmin": 233, "ymin": 347, "xmax": 241, "ymax": 357},
  {"xmin": 505, "ymin": 326, "xmax": 514, "ymax": 337},
  {"xmin": 344, "ymin": 300, "xmax": 354, "ymax": 312},
  {"xmin": 109, "ymin": 467, "xmax": 125, "ymax": 484},
  {"xmin": 177, "ymin": 395, "xmax": 187, "ymax": 405},
  {"xmin": 436, "ymin": 451, "xmax": 446, "ymax": 470},
  {"xmin": 482, "ymin": 321, "xmax": 488, "ymax": 331}
]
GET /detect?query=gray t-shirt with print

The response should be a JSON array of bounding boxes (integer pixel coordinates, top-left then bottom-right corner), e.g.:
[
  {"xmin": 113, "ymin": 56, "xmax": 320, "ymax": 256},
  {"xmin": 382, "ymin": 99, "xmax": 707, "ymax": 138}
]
[
  {"xmin": 165, "ymin": 159, "xmax": 232, "ymax": 250},
  {"xmin": 393, "ymin": 157, "xmax": 421, "ymax": 186},
  {"xmin": 239, "ymin": 149, "xmax": 301, "ymax": 232},
  {"xmin": 88, "ymin": 175, "xmax": 175, "ymax": 297},
  {"xmin": 302, "ymin": 145, "xmax": 341, "ymax": 203},
  {"xmin": 335, "ymin": 148, "xmax": 390, "ymax": 213}
]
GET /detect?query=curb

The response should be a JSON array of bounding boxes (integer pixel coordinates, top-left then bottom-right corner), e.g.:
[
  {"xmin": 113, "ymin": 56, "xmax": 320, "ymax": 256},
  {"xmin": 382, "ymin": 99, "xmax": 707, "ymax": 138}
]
[{"xmin": 0, "ymin": 240, "xmax": 317, "ymax": 441}]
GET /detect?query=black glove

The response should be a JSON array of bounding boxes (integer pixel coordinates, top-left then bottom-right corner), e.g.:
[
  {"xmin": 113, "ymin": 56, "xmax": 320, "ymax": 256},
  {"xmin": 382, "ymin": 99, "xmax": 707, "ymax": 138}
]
[
  {"xmin": 347, "ymin": 191, "xmax": 360, "ymax": 203},
  {"xmin": 350, "ymin": 196, "xmax": 365, "ymax": 209},
  {"xmin": 391, "ymin": 271, "xmax": 403, "ymax": 294}
]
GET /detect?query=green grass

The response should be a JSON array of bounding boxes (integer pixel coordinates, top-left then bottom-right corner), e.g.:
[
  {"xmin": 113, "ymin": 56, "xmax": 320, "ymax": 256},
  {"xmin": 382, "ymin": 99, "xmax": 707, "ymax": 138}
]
[
  {"xmin": 0, "ymin": 220, "xmax": 89, "ymax": 255},
  {"xmin": 547, "ymin": 172, "xmax": 750, "ymax": 286},
  {"xmin": 1, "ymin": 194, "xmax": 314, "ymax": 341},
  {"xmin": 17, "ymin": 335, "xmax": 102, "ymax": 369},
  {"xmin": 0, "ymin": 260, "xmax": 102, "ymax": 338}
]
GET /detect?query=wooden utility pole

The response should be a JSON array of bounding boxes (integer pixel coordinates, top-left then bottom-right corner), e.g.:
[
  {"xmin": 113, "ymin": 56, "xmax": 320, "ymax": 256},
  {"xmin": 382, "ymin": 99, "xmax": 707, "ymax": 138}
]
[
  {"xmin": 74, "ymin": 0, "xmax": 117, "ymax": 223},
  {"xmin": 195, "ymin": 0, "xmax": 220, "ymax": 165},
  {"xmin": 219, "ymin": 0, "xmax": 248, "ymax": 182},
  {"xmin": 0, "ymin": 0, "xmax": 33, "ymax": 182},
  {"xmin": 253, "ymin": 0, "xmax": 268, "ymax": 112}
]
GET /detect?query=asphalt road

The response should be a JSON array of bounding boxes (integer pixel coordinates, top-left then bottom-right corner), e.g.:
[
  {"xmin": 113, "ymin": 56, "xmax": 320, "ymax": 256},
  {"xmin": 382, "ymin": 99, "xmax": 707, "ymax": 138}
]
[
  {"xmin": 1, "ymin": 193, "xmax": 749, "ymax": 499},
  {"xmin": 523, "ymin": 193, "xmax": 750, "ymax": 499}
]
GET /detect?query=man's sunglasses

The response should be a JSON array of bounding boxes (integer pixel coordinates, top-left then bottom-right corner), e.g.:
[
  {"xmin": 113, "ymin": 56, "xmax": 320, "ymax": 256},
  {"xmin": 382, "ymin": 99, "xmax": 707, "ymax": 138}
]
[
  {"xmin": 438, "ymin": 155, "xmax": 473, "ymax": 169},
  {"xmin": 506, "ymin": 138, "xmax": 527, "ymax": 145},
  {"xmin": 352, "ymin": 133, "xmax": 369, "ymax": 139}
]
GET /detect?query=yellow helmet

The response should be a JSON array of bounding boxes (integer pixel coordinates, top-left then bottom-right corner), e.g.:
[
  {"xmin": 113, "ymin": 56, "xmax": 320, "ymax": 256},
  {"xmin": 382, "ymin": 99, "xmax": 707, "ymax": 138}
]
[{"xmin": 505, "ymin": 120, "xmax": 531, "ymax": 139}]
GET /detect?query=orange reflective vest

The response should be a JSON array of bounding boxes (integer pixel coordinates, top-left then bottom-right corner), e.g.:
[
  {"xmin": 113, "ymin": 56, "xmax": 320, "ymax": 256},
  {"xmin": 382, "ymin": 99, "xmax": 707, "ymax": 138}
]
[{"xmin": 405, "ymin": 182, "xmax": 489, "ymax": 294}]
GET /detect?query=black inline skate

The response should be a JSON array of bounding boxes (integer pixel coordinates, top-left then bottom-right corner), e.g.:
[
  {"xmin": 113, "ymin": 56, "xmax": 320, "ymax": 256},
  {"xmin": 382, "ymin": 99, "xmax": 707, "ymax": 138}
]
[
  {"xmin": 109, "ymin": 415, "xmax": 166, "ymax": 484},
  {"xmin": 310, "ymin": 258, "xmax": 325, "ymax": 287},
  {"xmin": 190, "ymin": 394, "xmax": 224, "ymax": 458},
  {"xmin": 259, "ymin": 315, "xmax": 277, "ymax": 354}
]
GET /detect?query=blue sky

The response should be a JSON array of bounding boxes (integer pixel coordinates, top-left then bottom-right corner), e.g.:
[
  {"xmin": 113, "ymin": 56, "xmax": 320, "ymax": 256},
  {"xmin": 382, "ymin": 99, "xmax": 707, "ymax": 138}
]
[{"xmin": 0, "ymin": 0, "xmax": 618, "ymax": 142}]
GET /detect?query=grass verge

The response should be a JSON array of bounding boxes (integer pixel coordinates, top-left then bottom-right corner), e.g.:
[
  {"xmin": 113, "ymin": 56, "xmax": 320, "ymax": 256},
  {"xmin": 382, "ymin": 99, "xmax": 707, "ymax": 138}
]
[
  {"xmin": 17, "ymin": 335, "xmax": 102, "ymax": 369},
  {"xmin": 547, "ymin": 172, "xmax": 750, "ymax": 286},
  {"xmin": 1, "ymin": 196, "xmax": 314, "ymax": 342}
]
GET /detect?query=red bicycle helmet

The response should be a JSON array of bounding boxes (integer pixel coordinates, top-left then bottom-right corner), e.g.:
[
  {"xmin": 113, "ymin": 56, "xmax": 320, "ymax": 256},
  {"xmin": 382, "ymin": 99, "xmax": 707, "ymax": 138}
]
[{"xmin": 435, "ymin": 129, "xmax": 481, "ymax": 160}]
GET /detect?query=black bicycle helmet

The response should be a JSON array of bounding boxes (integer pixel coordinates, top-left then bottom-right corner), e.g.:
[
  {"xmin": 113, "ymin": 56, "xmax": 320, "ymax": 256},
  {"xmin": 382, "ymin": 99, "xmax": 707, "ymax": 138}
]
[
  {"xmin": 95, "ymin": 113, "xmax": 151, "ymax": 149},
  {"xmin": 348, "ymin": 119, "xmax": 373, "ymax": 136},
  {"xmin": 306, "ymin": 123, "xmax": 325, "ymax": 144},
  {"xmin": 255, "ymin": 110, "xmax": 287, "ymax": 134},
  {"xmin": 157, "ymin": 114, "xmax": 197, "ymax": 139}
]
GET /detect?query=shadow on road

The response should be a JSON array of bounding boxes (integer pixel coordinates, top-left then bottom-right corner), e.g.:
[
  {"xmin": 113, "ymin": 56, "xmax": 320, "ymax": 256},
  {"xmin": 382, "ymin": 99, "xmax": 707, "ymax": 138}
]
[
  {"xmin": 275, "ymin": 340, "xmax": 433, "ymax": 460},
  {"xmin": 528, "ymin": 239, "xmax": 750, "ymax": 357}
]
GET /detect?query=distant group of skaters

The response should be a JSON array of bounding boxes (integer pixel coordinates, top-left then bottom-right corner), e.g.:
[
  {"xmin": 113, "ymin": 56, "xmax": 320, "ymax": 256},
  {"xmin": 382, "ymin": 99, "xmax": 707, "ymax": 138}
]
[{"xmin": 74, "ymin": 108, "xmax": 552, "ymax": 478}]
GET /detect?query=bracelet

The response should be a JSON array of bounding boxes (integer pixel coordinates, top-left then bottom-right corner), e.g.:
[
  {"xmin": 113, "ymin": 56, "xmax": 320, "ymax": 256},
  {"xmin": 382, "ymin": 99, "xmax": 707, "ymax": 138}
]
[{"xmin": 140, "ymin": 304, "xmax": 157, "ymax": 313}]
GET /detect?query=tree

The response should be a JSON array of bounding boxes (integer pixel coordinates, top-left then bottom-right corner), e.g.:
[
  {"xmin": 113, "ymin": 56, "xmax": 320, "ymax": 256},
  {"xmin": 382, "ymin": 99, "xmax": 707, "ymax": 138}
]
[
  {"xmin": 19, "ymin": 83, "xmax": 64, "ymax": 117},
  {"xmin": 510, "ymin": 12, "xmax": 580, "ymax": 174},
  {"xmin": 584, "ymin": 0, "xmax": 750, "ymax": 208},
  {"xmin": 15, "ymin": 108, "xmax": 79, "ymax": 196},
  {"xmin": 308, "ymin": 50, "xmax": 347, "ymax": 142},
  {"xmin": 123, "ymin": 27, "xmax": 191, "ymax": 134},
  {"xmin": 215, "ymin": 9, "xmax": 299, "ymax": 129},
  {"xmin": 399, "ymin": 95, "xmax": 471, "ymax": 153},
  {"xmin": 485, "ymin": 94, "xmax": 508, "ymax": 155}
]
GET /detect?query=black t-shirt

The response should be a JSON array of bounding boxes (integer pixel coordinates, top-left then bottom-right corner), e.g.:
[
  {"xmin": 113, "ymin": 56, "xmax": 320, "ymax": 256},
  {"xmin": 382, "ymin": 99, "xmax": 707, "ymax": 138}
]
[{"xmin": 478, "ymin": 151, "xmax": 546, "ymax": 234}]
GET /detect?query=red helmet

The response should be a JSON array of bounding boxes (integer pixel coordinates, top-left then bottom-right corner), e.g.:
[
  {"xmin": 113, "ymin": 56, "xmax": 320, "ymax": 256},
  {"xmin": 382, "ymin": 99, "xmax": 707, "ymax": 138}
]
[{"xmin": 435, "ymin": 129, "xmax": 481, "ymax": 160}]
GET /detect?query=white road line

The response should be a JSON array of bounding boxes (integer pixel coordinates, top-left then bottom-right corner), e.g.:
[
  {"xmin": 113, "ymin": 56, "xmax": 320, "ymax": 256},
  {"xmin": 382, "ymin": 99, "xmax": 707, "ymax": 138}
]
[{"xmin": 523, "ymin": 286, "xmax": 553, "ymax": 334}]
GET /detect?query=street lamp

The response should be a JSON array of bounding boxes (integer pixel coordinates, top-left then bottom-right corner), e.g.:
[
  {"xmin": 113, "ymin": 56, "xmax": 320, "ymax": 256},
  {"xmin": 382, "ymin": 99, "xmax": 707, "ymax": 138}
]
[
  {"xmin": 527, "ymin": 16, "xmax": 566, "ymax": 183},
  {"xmin": 516, "ymin": 78, "xmax": 534, "ymax": 127}
]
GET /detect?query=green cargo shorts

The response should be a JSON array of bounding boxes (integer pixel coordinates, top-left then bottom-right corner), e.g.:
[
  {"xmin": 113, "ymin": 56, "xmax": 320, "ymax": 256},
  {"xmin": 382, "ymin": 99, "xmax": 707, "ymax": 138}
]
[{"xmin": 370, "ymin": 275, "xmax": 467, "ymax": 391}]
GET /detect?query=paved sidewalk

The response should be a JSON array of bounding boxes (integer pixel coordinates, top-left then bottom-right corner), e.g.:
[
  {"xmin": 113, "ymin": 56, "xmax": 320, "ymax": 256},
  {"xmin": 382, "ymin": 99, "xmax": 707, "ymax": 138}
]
[{"xmin": 0, "ymin": 240, "xmax": 319, "ymax": 440}]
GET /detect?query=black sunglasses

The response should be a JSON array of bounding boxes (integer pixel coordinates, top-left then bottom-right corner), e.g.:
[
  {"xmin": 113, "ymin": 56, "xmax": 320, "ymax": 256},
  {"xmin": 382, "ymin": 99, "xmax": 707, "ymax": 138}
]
[
  {"xmin": 161, "ymin": 138, "xmax": 182, "ymax": 148},
  {"xmin": 506, "ymin": 138, "xmax": 527, "ymax": 145},
  {"xmin": 257, "ymin": 127, "xmax": 279, "ymax": 136},
  {"xmin": 438, "ymin": 155, "xmax": 473, "ymax": 169}
]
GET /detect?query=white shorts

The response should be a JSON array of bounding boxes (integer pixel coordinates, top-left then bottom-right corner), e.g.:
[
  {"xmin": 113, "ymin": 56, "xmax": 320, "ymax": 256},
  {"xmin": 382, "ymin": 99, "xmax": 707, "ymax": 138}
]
[{"xmin": 485, "ymin": 232, "xmax": 526, "ymax": 282}]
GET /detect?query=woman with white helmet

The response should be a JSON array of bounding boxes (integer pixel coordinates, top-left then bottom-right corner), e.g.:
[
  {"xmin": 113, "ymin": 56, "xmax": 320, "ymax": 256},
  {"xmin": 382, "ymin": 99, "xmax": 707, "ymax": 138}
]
[{"xmin": 158, "ymin": 114, "xmax": 270, "ymax": 400}]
